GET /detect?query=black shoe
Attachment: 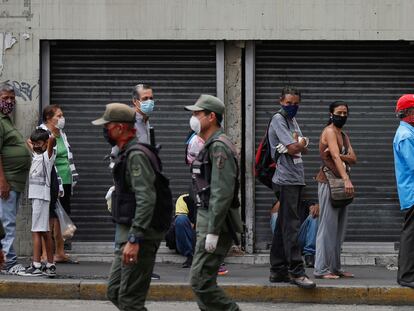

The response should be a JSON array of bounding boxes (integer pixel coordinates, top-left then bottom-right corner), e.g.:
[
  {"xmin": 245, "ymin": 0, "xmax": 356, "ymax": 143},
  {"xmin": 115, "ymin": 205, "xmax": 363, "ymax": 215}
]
[
  {"xmin": 182, "ymin": 256, "xmax": 193, "ymax": 268},
  {"xmin": 304, "ymin": 255, "xmax": 315, "ymax": 268},
  {"xmin": 398, "ymin": 280, "xmax": 414, "ymax": 288},
  {"xmin": 151, "ymin": 273, "xmax": 160, "ymax": 280},
  {"xmin": 269, "ymin": 272, "xmax": 290, "ymax": 283},
  {"xmin": 290, "ymin": 275, "xmax": 316, "ymax": 289}
]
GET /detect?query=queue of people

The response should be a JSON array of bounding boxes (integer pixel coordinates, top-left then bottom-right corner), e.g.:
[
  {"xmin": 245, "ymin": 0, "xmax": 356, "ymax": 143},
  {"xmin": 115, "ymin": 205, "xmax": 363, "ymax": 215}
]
[{"xmin": 1, "ymin": 80, "xmax": 414, "ymax": 310}]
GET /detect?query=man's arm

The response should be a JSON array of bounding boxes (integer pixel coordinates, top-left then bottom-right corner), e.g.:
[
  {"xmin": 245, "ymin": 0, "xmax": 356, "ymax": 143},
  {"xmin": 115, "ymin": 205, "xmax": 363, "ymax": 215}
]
[
  {"xmin": 0, "ymin": 157, "xmax": 10, "ymax": 200},
  {"xmin": 123, "ymin": 151, "xmax": 156, "ymax": 265},
  {"xmin": 128, "ymin": 151, "xmax": 157, "ymax": 238},
  {"xmin": 270, "ymin": 115, "xmax": 307, "ymax": 157},
  {"xmin": 207, "ymin": 142, "xmax": 237, "ymax": 235}
]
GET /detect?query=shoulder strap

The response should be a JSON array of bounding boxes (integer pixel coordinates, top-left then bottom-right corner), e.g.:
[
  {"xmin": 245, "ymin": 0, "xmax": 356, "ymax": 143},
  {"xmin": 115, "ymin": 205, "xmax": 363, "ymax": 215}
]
[
  {"xmin": 125, "ymin": 143, "xmax": 161, "ymax": 173},
  {"xmin": 341, "ymin": 132, "xmax": 349, "ymax": 154}
]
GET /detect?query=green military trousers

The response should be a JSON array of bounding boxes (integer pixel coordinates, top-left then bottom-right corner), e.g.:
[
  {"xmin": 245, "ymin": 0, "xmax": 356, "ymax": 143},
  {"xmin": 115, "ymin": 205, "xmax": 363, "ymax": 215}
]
[
  {"xmin": 190, "ymin": 232, "xmax": 240, "ymax": 311},
  {"xmin": 107, "ymin": 239, "xmax": 161, "ymax": 311}
]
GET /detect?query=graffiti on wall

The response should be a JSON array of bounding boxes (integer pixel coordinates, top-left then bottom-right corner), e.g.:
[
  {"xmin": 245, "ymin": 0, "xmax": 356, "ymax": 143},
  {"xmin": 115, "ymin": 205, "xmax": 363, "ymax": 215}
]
[{"xmin": 1, "ymin": 80, "xmax": 37, "ymax": 101}]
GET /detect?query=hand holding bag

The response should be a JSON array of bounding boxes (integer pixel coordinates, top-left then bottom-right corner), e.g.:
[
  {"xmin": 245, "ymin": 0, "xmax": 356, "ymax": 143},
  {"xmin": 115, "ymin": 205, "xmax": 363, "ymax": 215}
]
[
  {"xmin": 322, "ymin": 132, "xmax": 354, "ymax": 208},
  {"xmin": 322, "ymin": 166, "xmax": 354, "ymax": 208}
]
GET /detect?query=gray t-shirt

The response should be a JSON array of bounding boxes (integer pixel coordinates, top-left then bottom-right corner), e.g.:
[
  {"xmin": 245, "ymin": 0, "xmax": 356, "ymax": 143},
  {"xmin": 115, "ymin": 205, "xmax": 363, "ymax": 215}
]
[{"xmin": 268, "ymin": 113, "xmax": 305, "ymax": 185}]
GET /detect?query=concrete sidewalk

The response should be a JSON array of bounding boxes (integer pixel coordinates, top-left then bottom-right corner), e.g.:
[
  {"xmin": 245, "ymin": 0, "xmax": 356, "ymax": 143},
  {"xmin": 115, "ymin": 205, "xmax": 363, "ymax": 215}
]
[{"xmin": 1, "ymin": 261, "xmax": 413, "ymax": 305}]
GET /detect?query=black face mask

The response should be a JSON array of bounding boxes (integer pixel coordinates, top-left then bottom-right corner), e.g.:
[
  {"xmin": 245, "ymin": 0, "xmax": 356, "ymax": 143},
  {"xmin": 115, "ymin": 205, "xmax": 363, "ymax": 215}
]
[
  {"xmin": 33, "ymin": 147, "xmax": 46, "ymax": 154},
  {"xmin": 331, "ymin": 114, "xmax": 347, "ymax": 128},
  {"xmin": 103, "ymin": 127, "xmax": 117, "ymax": 146}
]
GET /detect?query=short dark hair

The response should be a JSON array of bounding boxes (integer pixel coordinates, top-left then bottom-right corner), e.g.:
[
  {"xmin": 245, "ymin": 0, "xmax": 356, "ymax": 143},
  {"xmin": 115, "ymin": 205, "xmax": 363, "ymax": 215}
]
[
  {"xmin": 132, "ymin": 83, "xmax": 152, "ymax": 100},
  {"xmin": 280, "ymin": 86, "xmax": 301, "ymax": 100},
  {"xmin": 204, "ymin": 109, "xmax": 223, "ymax": 126},
  {"xmin": 0, "ymin": 84, "xmax": 15, "ymax": 94},
  {"xmin": 42, "ymin": 104, "xmax": 61, "ymax": 122},
  {"xmin": 30, "ymin": 128, "xmax": 49, "ymax": 143}
]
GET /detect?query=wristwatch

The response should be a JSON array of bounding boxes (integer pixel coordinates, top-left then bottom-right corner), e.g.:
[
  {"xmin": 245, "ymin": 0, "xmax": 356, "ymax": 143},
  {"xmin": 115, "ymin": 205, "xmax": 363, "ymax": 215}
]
[{"xmin": 128, "ymin": 234, "xmax": 142, "ymax": 244}]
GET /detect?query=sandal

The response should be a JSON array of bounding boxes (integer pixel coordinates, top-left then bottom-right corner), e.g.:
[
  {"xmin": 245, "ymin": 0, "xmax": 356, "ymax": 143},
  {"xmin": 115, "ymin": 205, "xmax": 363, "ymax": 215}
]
[
  {"xmin": 54, "ymin": 255, "xmax": 79, "ymax": 264},
  {"xmin": 337, "ymin": 271, "xmax": 354, "ymax": 278},
  {"xmin": 315, "ymin": 273, "xmax": 340, "ymax": 279}
]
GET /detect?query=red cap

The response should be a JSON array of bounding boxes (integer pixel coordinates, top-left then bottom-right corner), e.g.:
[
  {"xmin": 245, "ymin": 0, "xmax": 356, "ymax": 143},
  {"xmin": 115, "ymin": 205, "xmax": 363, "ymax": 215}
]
[{"xmin": 396, "ymin": 94, "xmax": 414, "ymax": 112}]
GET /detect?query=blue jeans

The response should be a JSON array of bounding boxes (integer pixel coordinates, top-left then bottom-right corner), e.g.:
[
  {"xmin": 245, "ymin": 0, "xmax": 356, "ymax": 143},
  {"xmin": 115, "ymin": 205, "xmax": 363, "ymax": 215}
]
[
  {"xmin": 271, "ymin": 212, "xmax": 318, "ymax": 256},
  {"xmin": 0, "ymin": 191, "xmax": 20, "ymax": 270},
  {"xmin": 175, "ymin": 215, "xmax": 195, "ymax": 257},
  {"xmin": 298, "ymin": 215, "xmax": 318, "ymax": 256}
]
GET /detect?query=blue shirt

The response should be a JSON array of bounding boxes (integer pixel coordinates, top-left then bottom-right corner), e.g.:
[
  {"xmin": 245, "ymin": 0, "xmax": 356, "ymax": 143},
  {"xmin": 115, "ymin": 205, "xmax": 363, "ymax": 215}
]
[{"xmin": 393, "ymin": 121, "xmax": 414, "ymax": 210}]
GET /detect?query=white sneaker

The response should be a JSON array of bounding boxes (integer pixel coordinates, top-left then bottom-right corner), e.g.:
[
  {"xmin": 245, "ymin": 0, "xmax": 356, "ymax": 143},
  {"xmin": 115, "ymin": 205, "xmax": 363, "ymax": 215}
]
[{"xmin": 7, "ymin": 263, "xmax": 26, "ymax": 276}]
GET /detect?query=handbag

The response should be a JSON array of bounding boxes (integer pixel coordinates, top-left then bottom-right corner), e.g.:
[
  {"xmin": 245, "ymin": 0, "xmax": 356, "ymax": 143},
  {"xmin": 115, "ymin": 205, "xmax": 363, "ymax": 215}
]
[
  {"xmin": 322, "ymin": 131, "xmax": 354, "ymax": 208},
  {"xmin": 322, "ymin": 166, "xmax": 354, "ymax": 208}
]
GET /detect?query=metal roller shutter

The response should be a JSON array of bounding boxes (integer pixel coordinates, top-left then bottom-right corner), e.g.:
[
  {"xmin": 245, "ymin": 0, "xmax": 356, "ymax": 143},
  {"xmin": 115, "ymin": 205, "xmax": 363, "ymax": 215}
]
[
  {"xmin": 254, "ymin": 41, "xmax": 410, "ymax": 250},
  {"xmin": 50, "ymin": 40, "xmax": 216, "ymax": 241}
]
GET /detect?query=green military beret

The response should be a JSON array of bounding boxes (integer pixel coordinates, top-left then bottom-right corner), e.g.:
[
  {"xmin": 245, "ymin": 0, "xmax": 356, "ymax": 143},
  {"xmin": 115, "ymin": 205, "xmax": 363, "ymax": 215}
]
[
  {"xmin": 185, "ymin": 94, "xmax": 225, "ymax": 115},
  {"xmin": 92, "ymin": 103, "xmax": 136, "ymax": 125}
]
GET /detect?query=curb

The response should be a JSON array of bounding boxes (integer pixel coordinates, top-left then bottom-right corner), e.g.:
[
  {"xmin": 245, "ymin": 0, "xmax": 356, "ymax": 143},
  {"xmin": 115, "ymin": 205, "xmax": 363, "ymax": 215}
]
[{"xmin": 1, "ymin": 279, "xmax": 414, "ymax": 305}]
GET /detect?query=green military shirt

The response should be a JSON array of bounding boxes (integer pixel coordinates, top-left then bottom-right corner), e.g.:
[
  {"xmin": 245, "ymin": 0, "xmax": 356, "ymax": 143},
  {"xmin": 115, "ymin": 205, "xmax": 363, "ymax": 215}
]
[
  {"xmin": 115, "ymin": 139, "xmax": 164, "ymax": 244},
  {"xmin": 0, "ymin": 113, "xmax": 31, "ymax": 192},
  {"xmin": 196, "ymin": 129, "xmax": 243, "ymax": 243}
]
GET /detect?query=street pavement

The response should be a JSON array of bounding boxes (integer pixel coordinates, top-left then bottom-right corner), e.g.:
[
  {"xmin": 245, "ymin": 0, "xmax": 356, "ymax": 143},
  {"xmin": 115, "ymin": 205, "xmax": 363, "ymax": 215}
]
[
  {"xmin": 1, "ymin": 261, "xmax": 413, "ymax": 305},
  {"xmin": 1, "ymin": 299, "xmax": 414, "ymax": 311}
]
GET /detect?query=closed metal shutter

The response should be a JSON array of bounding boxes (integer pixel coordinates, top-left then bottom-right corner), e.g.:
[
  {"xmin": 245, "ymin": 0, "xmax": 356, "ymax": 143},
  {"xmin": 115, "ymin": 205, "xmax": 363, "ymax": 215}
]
[
  {"xmin": 50, "ymin": 41, "xmax": 216, "ymax": 241},
  {"xmin": 254, "ymin": 41, "xmax": 410, "ymax": 250}
]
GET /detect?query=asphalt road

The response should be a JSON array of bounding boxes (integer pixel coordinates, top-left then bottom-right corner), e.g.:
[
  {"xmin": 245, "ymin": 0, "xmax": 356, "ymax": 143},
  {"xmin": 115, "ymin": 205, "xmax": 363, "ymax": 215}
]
[{"xmin": 0, "ymin": 300, "xmax": 413, "ymax": 311}]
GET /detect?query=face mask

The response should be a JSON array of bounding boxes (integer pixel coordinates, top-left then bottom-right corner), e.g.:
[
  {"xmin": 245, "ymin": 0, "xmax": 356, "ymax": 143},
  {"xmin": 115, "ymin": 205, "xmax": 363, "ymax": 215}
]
[
  {"xmin": 140, "ymin": 100, "xmax": 155, "ymax": 115},
  {"xmin": 331, "ymin": 114, "xmax": 347, "ymax": 128},
  {"xmin": 56, "ymin": 117, "xmax": 65, "ymax": 129},
  {"xmin": 402, "ymin": 115, "xmax": 414, "ymax": 126},
  {"xmin": 282, "ymin": 105, "xmax": 299, "ymax": 119},
  {"xmin": 33, "ymin": 146, "xmax": 46, "ymax": 154},
  {"xmin": 190, "ymin": 116, "xmax": 201, "ymax": 134},
  {"xmin": 0, "ymin": 99, "xmax": 15, "ymax": 115},
  {"xmin": 103, "ymin": 127, "xmax": 117, "ymax": 146}
]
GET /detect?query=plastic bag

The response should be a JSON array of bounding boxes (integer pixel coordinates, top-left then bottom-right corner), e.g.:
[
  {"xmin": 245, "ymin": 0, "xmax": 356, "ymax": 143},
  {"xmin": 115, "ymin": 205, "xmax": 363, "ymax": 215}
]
[{"xmin": 55, "ymin": 200, "xmax": 77, "ymax": 240}]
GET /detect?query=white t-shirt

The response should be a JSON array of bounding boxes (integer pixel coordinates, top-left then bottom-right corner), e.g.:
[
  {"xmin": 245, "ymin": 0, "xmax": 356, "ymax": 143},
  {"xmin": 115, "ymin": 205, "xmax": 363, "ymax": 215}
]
[{"xmin": 28, "ymin": 150, "xmax": 56, "ymax": 200}]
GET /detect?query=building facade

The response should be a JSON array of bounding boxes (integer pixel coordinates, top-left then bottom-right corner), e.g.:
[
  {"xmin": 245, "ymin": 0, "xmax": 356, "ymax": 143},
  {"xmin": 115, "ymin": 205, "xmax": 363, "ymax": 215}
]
[{"xmin": 1, "ymin": 0, "xmax": 414, "ymax": 255}]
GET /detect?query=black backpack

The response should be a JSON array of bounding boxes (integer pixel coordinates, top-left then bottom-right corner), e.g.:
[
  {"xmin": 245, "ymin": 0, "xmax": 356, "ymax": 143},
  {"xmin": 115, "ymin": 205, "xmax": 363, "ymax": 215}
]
[
  {"xmin": 254, "ymin": 109, "xmax": 289, "ymax": 189},
  {"xmin": 125, "ymin": 143, "xmax": 173, "ymax": 232}
]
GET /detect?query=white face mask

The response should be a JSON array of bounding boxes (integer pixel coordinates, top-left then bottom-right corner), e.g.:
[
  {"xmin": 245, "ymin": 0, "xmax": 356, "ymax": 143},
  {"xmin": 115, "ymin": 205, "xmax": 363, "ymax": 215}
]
[
  {"xmin": 56, "ymin": 117, "xmax": 65, "ymax": 130},
  {"xmin": 189, "ymin": 116, "xmax": 201, "ymax": 134}
]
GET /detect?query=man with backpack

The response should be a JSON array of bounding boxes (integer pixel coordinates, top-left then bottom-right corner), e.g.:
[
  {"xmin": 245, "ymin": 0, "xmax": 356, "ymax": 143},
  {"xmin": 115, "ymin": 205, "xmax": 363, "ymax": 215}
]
[
  {"xmin": 92, "ymin": 103, "xmax": 171, "ymax": 310},
  {"xmin": 267, "ymin": 87, "xmax": 316, "ymax": 289},
  {"xmin": 186, "ymin": 94, "xmax": 243, "ymax": 311}
]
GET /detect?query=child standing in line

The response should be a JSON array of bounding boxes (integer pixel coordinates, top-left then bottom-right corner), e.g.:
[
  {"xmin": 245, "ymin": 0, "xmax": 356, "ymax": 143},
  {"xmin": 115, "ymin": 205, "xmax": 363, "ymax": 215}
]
[{"xmin": 23, "ymin": 128, "xmax": 56, "ymax": 277}]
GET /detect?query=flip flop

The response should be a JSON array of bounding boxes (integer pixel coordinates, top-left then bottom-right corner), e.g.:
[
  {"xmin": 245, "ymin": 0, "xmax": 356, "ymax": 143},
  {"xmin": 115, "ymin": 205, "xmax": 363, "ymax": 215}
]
[
  {"xmin": 315, "ymin": 273, "xmax": 340, "ymax": 279},
  {"xmin": 337, "ymin": 271, "xmax": 354, "ymax": 278},
  {"xmin": 55, "ymin": 257, "xmax": 79, "ymax": 264}
]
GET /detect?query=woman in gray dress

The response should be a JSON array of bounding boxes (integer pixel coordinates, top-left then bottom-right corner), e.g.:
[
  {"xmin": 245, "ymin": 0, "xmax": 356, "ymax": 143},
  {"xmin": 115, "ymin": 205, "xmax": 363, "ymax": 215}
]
[{"xmin": 314, "ymin": 101, "xmax": 357, "ymax": 279}]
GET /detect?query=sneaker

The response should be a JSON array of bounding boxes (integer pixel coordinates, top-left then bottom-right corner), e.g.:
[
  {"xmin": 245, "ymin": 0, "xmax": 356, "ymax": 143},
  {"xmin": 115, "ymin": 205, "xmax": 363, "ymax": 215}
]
[
  {"xmin": 42, "ymin": 264, "xmax": 56, "ymax": 278},
  {"xmin": 151, "ymin": 272, "xmax": 160, "ymax": 280},
  {"xmin": 269, "ymin": 271, "xmax": 290, "ymax": 283},
  {"xmin": 182, "ymin": 256, "xmax": 193, "ymax": 268},
  {"xmin": 22, "ymin": 263, "xmax": 43, "ymax": 277},
  {"xmin": 7, "ymin": 263, "xmax": 26, "ymax": 276},
  {"xmin": 290, "ymin": 275, "xmax": 316, "ymax": 289},
  {"xmin": 218, "ymin": 263, "xmax": 228, "ymax": 276},
  {"xmin": 304, "ymin": 255, "xmax": 315, "ymax": 268}
]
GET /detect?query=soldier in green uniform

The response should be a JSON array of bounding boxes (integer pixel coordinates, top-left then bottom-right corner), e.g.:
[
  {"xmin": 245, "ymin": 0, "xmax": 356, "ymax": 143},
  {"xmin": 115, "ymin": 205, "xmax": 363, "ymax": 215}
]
[
  {"xmin": 186, "ymin": 95, "xmax": 243, "ymax": 311},
  {"xmin": 92, "ymin": 103, "xmax": 164, "ymax": 311}
]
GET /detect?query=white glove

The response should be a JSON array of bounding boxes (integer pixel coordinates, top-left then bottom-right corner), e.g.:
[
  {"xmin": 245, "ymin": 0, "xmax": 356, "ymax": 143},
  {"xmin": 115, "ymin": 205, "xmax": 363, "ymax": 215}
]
[
  {"xmin": 276, "ymin": 143, "xmax": 288, "ymax": 154},
  {"xmin": 298, "ymin": 136, "xmax": 309, "ymax": 147},
  {"xmin": 205, "ymin": 234, "xmax": 219, "ymax": 253}
]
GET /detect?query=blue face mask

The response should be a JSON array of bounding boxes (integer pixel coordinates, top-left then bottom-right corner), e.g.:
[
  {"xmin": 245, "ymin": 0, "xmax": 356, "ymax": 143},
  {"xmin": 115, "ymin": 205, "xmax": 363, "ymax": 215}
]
[
  {"xmin": 282, "ymin": 105, "xmax": 299, "ymax": 119},
  {"xmin": 140, "ymin": 99, "xmax": 155, "ymax": 115}
]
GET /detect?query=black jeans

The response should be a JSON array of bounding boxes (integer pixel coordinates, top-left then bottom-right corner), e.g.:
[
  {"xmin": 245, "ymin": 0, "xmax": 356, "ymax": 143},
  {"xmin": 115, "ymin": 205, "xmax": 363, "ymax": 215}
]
[
  {"xmin": 398, "ymin": 205, "xmax": 414, "ymax": 284},
  {"xmin": 270, "ymin": 183, "xmax": 305, "ymax": 277}
]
